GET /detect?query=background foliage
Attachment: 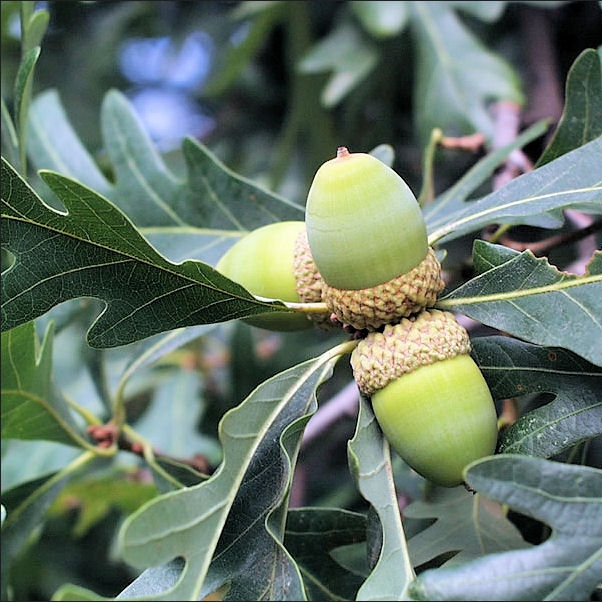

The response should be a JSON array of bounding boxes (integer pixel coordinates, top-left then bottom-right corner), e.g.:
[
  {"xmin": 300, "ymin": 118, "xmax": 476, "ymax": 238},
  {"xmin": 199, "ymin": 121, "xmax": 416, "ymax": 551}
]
[{"xmin": 1, "ymin": 1, "xmax": 602, "ymax": 601}]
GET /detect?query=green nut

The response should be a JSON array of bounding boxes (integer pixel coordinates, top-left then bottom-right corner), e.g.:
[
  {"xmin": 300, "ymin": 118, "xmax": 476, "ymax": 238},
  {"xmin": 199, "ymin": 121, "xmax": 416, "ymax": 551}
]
[
  {"xmin": 305, "ymin": 147, "xmax": 444, "ymax": 330},
  {"xmin": 350, "ymin": 309, "xmax": 498, "ymax": 487},
  {"xmin": 216, "ymin": 221, "xmax": 328, "ymax": 331}
]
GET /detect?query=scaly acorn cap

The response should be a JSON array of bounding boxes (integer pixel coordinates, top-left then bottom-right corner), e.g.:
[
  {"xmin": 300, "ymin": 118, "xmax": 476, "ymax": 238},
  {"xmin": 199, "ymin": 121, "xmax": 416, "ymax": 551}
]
[
  {"xmin": 322, "ymin": 246, "xmax": 444, "ymax": 331},
  {"xmin": 292, "ymin": 228, "xmax": 338, "ymax": 330},
  {"xmin": 305, "ymin": 147, "xmax": 429, "ymax": 290},
  {"xmin": 350, "ymin": 309, "xmax": 471, "ymax": 396},
  {"xmin": 350, "ymin": 309, "xmax": 498, "ymax": 487}
]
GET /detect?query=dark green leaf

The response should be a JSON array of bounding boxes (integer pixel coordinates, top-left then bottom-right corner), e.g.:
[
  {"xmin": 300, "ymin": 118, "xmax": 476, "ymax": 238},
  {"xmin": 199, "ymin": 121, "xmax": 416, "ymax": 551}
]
[
  {"xmin": 428, "ymin": 136, "xmax": 602, "ymax": 245},
  {"xmin": 437, "ymin": 242, "xmax": 602, "ymax": 366},
  {"xmin": 284, "ymin": 507, "xmax": 367, "ymax": 601},
  {"xmin": 117, "ymin": 349, "xmax": 342, "ymax": 601},
  {"xmin": 1, "ymin": 471, "xmax": 72, "ymax": 600},
  {"xmin": 408, "ymin": 456, "xmax": 602, "ymax": 601},
  {"xmin": 1, "ymin": 157, "xmax": 294, "ymax": 348},
  {"xmin": 348, "ymin": 395, "xmax": 415, "ymax": 600},
  {"xmin": 180, "ymin": 136, "xmax": 304, "ymax": 229},
  {"xmin": 536, "ymin": 48, "xmax": 602, "ymax": 167},
  {"xmin": 1, "ymin": 321, "xmax": 90, "ymax": 447},
  {"xmin": 405, "ymin": 487, "xmax": 528, "ymax": 568},
  {"xmin": 2, "ymin": 451, "xmax": 97, "ymax": 601},
  {"xmin": 471, "ymin": 336, "xmax": 602, "ymax": 457}
]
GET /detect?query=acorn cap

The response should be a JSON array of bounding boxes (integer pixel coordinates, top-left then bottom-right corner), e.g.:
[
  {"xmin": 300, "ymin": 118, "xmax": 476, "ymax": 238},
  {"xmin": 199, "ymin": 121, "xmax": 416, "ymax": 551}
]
[
  {"xmin": 291, "ymin": 227, "xmax": 340, "ymax": 330},
  {"xmin": 305, "ymin": 147, "xmax": 429, "ymax": 290},
  {"xmin": 323, "ymin": 247, "xmax": 445, "ymax": 331},
  {"xmin": 292, "ymin": 227, "xmax": 325, "ymax": 305},
  {"xmin": 350, "ymin": 309, "xmax": 471, "ymax": 396}
]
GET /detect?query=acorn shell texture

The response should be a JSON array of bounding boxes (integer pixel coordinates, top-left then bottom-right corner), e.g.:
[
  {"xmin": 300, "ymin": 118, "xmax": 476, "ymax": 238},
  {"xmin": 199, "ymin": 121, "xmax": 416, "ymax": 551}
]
[
  {"xmin": 216, "ymin": 221, "xmax": 313, "ymax": 331},
  {"xmin": 350, "ymin": 309, "xmax": 498, "ymax": 486},
  {"xmin": 305, "ymin": 147, "xmax": 428, "ymax": 290}
]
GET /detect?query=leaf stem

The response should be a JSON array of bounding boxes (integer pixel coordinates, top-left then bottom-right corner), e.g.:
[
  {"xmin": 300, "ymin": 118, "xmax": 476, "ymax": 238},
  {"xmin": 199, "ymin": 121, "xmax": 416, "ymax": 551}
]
[{"xmin": 283, "ymin": 300, "xmax": 330, "ymax": 314}]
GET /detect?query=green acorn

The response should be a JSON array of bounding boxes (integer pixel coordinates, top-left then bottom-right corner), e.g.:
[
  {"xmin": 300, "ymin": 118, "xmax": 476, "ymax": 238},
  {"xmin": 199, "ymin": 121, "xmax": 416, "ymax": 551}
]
[
  {"xmin": 305, "ymin": 147, "xmax": 445, "ymax": 330},
  {"xmin": 216, "ymin": 221, "xmax": 331, "ymax": 331},
  {"xmin": 350, "ymin": 309, "xmax": 498, "ymax": 487}
]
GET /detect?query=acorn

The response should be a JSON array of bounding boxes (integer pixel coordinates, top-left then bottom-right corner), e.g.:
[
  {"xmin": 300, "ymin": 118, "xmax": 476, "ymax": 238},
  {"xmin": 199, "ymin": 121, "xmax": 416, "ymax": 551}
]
[
  {"xmin": 350, "ymin": 309, "xmax": 498, "ymax": 487},
  {"xmin": 305, "ymin": 147, "xmax": 445, "ymax": 331},
  {"xmin": 216, "ymin": 220, "xmax": 332, "ymax": 331}
]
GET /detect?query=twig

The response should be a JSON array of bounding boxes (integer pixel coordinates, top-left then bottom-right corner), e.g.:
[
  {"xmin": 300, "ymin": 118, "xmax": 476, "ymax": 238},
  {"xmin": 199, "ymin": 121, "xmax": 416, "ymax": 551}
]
[
  {"xmin": 302, "ymin": 380, "xmax": 359, "ymax": 447},
  {"xmin": 490, "ymin": 100, "xmax": 534, "ymax": 189},
  {"xmin": 492, "ymin": 217, "xmax": 601, "ymax": 262}
]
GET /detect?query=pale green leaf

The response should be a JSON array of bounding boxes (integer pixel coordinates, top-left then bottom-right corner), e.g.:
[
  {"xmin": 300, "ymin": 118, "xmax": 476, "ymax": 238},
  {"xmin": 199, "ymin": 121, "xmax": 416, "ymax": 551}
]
[
  {"xmin": 409, "ymin": 2, "xmax": 524, "ymax": 144},
  {"xmin": 132, "ymin": 368, "xmax": 221, "ymax": 489},
  {"xmin": 27, "ymin": 89, "xmax": 112, "ymax": 197},
  {"xmin": 1, "ymin": 321, "xmax": 90, "ymax": 447},
  {"xmin": 117, "ymin": 349, "xmax": 342, "ymax": 601},
  {"xmin": 100, "ymin": 90, "xmax": 183, "ymax": 226},
  {"xmin": 1, "ymin": 440, "xmax": 79, "ymax": 491},
  {"xmin": 23, "ymin": 7, "xmax": 50, "ymax": 51},
  {"xmin": 347, "ymin": 395, "xmax": 415, "ymax": 601},
  {"xmin": 52, "ymin": 584, "xmax": 112, "ymax": 601},
  {"xmin": 405, "ymin": 487, "xmax": 528, "ymax": 568},
  {"xmin": 351, "ymin": 1, "xmax": 410, "ymax": 39},
  {"xmin": 27, "ymin": 89, "xmax": 304, "ymax": 265},
  {"xmin": 13, "ymin": 45, "xmax": 39, "ymax": 172},
  {"xmin": 1, "ymin": 97, "xmax": 20, "ymax": 169},
  {"xmin": 408, "ymin": 456, "xmax": 602, "ymax": 601}
]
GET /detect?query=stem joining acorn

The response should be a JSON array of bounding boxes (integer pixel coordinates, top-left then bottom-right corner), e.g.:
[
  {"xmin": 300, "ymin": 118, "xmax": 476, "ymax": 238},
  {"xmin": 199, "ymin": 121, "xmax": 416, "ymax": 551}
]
[
  {"xmin": 305, "ymin": 147, "xmax": 445, "ymax": 331},
  {"xmin": 350, "ymin": 309, "xmax": 498, "ymax": 487},
  {"xmin": 216, "ymin": 221, "xmax": 333, "ymax": 331}
]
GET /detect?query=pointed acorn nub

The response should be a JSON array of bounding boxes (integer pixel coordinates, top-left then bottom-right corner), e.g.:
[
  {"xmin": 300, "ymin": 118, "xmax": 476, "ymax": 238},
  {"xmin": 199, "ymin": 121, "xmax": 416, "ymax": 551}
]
[
  {"xmin": 351, "ymin": 309, "xmax": 498, "ymax": 487},
  {"xmin": 305, "ymin": 147, "xmax": 429, "ymax": 291}
]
